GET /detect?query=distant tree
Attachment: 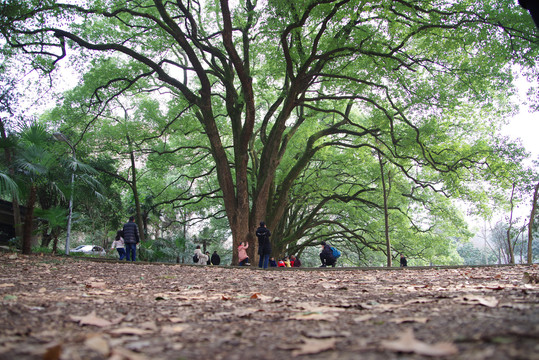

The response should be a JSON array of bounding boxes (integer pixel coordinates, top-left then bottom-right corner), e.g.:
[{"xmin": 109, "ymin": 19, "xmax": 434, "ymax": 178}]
[{"xmin": 457, "ymin": 242, "xmax": 484, "ymax": 266}]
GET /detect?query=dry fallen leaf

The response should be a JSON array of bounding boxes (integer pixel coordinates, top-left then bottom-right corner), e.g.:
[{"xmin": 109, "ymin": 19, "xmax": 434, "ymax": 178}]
[
  {"xmin": 109, "ymin": 347, "xmax": 149, "ymax": 360},
  {"xmin": 292, "ymin": 337, "xmax": 337, "ymax": 357},
  {"xmin": 303, "ymin": 330, "xmax": 350, "ymax": 338},
  {"xmin": 43, "ymin": 343, "xmax": 62, "ymax": 360},
  {"xmin": 70, "ymin": 311, "xmax": 113, "ymax": 327},
  {"xmin": 381, "ymin": 328, "xmax": 458, "ymax": 357},
  {"xmin": 459, "ymin": 295, "xmax": 499, "ymax": 308},
  {"xmin": 403, "ymin": 298, "xmax": 437, "ymax": 305},
  {"xmin": 167, "ymin": 317, "xmax": 184, "ymax": 323},
  {"xmin": 161, "ymin": 324, "xmax": 189, "ymax": 334},
  {"xmin": 485, "ymin": 285, "xmax": 505, "ymax": 291},
  {"xmin": 288, "ymin": 312, "xmax": 336, "ymax": 321},
  {"xmin": 390, "ymin": 317, "xmax": 429, "ymax": 324},
  {"xmin": 84, "ymin": 335, "xmax": 110, "ymax": 355},
  {"xmin": 138, "ymin": 321, "xmax": 158, "ymax": 331},
  {"xmin": 109, "ymin": 327, "xmax": 153, "ymax": 336},
  {"xmin": 86, "ymin": 281, "xmax": 107, "ymax": 289}
]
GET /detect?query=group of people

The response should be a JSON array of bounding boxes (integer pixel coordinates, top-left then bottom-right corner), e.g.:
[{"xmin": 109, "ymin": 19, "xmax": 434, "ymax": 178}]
[
  {"xmin": 110, "ymin": 216, "xmax": 140, "ymax": 261},
  {"xmin": 235, "ymin": 221, "xmax": 273, "ymax": 268},
  {"xmin": 237, "ymin": 221, "xmax": 324, "ymax": 268},
  {"xmin": 112, "ymin": 217, "xmax": 408, "ymax": 267},
  {"xmin": 193, "ymin": 246, "xmax": 221, "ymax": 265},
  {"xmin": 219, "ymin": 222, "xmax": 339, "ymax": 268},
  {"xmin": 271, "ymin": 255, "xmax": 301, "ymax": 267}
]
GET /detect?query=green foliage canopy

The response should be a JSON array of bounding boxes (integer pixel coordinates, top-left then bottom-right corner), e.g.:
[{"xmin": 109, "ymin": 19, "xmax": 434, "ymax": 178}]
[{"xmin": 1, "ymin": 0, "xmax": 537, "ymax": 263}]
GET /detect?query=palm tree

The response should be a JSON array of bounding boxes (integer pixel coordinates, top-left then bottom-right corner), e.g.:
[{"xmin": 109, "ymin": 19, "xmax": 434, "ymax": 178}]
[
  {"xmin": 11, "ymin": 124, "xmax": 57, "ymax": 254},
  {"xmin": 0, "ymin": 124, "xmax": 103, "ymax": 254}
]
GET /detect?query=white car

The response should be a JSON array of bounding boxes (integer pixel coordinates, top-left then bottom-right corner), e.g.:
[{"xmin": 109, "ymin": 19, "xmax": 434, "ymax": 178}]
[{"xmin": 71, "ymin": 245, "xmax": 106, "ymax": 256}]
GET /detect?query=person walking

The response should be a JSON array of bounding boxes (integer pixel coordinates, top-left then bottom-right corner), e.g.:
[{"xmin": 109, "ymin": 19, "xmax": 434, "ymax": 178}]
[
  {"xmin": 111, "ymin": 230, "xmax": 126, "ymax": 260},
  {"xmin": 256, "ymin": 221, "xmax": 272, "ymax": 269},
  {"xmin": 194, "ymin": 245, "xmax": 208, "ymax": 265},
  {"xmin": 122, "ymin": 216, "xmax": 140, "ymax": 261}
]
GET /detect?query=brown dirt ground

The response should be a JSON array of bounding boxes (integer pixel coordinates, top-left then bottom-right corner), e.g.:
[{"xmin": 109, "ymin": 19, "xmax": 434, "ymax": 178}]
[{"xmin": 0, "ymin": 253, "xmax": 538, "ymax": 360}]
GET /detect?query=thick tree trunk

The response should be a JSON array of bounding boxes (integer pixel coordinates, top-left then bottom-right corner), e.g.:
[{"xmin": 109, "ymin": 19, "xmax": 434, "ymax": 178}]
[{"xmin": 22, "ymin": 185, "xmax": 37, "ymax": 255}]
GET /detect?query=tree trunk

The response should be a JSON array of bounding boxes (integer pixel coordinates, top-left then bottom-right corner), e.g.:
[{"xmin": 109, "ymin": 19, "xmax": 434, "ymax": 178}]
[
  {"xmin": 506, "ymin": 183, "xmax": 516, "ymax": 264},
  {"xmin": 126, "ymin": 133, "xmax": 145, "ymax": 242},
  {"xmin": 22, "ymin": 185, "xmax": 37, "ymax": 255},
  {"xmin": 378, "ymin": 150, "xmax": 392, "ymax": 267},
  {"xmin": 52, "ymin": 229, "xmax": 59, "ymax": 254},
  {"xmin": 40, "ymin": 228, "xmax": 52, "ymax": 248},
  {"xmin": 528, "ymin": 181, "xmax": 539, "ymax": 265}
]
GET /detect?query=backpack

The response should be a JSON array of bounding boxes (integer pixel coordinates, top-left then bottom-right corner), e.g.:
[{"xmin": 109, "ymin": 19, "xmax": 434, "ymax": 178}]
[
  {"xmin": 331, "ymin": 246, "xmax": 341, "ymax": 259},
  {"xmin": 193, "ymin": 254, "xmax": 199, "ymax": 263}
]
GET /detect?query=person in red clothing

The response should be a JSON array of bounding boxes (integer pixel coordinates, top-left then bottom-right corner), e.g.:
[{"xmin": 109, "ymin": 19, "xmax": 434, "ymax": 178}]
[
  {"xmin": 238, "ymin": 242, "xmax": 250, "ymax": 266},
  {"xmin": 277, "ymin": 259, "xmax": 285, "ymax": 267},
  {"xmin": 291, "ymin": 255, "xmax": 301, "ymax": 267}
]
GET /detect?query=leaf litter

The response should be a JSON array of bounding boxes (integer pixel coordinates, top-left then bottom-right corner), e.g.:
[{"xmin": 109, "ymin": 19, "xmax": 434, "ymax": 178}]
[{"xmin": 0, "ymin": 254, "xmax": 538, "ymax": 359}]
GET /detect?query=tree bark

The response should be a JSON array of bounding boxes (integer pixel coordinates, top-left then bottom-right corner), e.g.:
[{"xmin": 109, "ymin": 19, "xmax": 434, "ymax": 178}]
[
  {"xmin": 506, "ymin": 183, "xmax": 516, "ymax": 264},
  {"xmin": 126, "ymin": 133, "xmax": 145, "ymax": 242},
  {"xmin": 527, "ymin": 181, "xmax": 539, "ymax": 265},
  {"xmin": 378, "ymin": 149, "xmax": 392, "ymax": 267},
  {"xmin": 22, "ymin": 185, "xmax": 37, "ymax": 255}
]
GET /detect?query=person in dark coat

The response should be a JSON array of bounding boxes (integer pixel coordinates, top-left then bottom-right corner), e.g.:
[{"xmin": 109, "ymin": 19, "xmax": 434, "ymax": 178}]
[
  {"xmin": 256, "ymin": 221, "xmax": 272, "ymax": 269},
  {"xmin": 319, "ymin": 241, "xmax": 336, "ymax": 267},
  {"xmin": 400, "ymin": 254, "xmax": 408, "ymax": 267},
  {"xmin": 291, "ymin": 255, "xmax": 301, "ymax": 267},
  {"xmin": 122, "ymin": 216, "xmax": 140, "ymax": 261},
  {"xmin": 211, "ymin": 251, "xmax": 221, "ymax": 265}
]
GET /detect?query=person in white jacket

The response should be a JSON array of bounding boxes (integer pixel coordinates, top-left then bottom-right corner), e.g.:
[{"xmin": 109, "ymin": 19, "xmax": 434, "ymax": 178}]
[
  {"xmin": 111, "ymin": 230, "xmax": 126, "ymax": 260},
  {"xmin": 194, "ymin": 245, "xmax": 209, "ymax": 265}
]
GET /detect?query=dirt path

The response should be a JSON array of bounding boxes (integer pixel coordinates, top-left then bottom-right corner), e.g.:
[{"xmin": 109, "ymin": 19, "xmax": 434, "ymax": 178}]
[{"xmin": 0, "ymin": 254, "xmax": 538, "ymax": 360}]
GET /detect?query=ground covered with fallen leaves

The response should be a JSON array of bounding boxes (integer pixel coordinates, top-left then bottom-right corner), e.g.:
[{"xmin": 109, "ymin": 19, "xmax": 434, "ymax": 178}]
[{"xmin": 0, "ymin": 254, "xmax": 538, "ymax": 360}]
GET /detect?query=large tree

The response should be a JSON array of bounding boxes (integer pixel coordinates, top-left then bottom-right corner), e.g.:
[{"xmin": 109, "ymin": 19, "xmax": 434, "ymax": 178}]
[{"xmin": 1, "ymin": 0, "xmax": 537, "ymax": 263}]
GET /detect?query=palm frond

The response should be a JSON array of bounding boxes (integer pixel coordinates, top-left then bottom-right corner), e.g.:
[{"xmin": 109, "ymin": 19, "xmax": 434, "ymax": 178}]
[{"xmin": 0, "ymin": 171, "xmax": 19, "ymax": 200}]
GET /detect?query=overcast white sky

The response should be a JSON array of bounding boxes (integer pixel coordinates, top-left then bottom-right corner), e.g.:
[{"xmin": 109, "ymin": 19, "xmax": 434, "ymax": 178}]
[
  {"xmin": 503, "ymin": 108, "xmax": 539, "ymax": 160},
  {"xmin": 502, "ymin": 74, "xmax": 539, "ymax": 160}
]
